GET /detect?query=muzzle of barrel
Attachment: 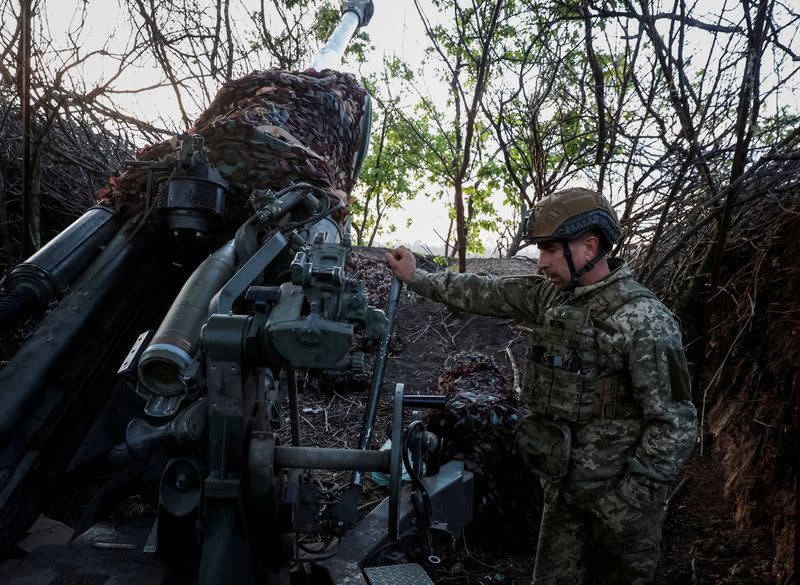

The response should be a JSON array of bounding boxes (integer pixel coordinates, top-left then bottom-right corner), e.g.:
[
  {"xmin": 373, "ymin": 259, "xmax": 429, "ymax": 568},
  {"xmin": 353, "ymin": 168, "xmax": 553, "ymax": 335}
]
[{"xmin": 1, "ymin": 206, "xmax": 118, "ymax": 326}]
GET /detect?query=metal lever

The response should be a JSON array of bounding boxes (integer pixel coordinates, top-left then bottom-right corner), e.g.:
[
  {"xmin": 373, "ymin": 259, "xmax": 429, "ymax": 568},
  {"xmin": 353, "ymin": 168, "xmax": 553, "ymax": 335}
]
[
  {"xmin": 404, "ymin": 419, "xmax": 440, "ymax": 564},
  {"xmin": 353, "ymin": 275, "xmax": 403, "ymax": 487}
]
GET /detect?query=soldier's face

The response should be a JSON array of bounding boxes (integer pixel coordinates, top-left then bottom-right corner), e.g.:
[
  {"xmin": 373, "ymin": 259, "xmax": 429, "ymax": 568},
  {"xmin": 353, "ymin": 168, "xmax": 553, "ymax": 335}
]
[{"xmin": 537, "ymin": 239, "xmax": 589, "ymax": 289}]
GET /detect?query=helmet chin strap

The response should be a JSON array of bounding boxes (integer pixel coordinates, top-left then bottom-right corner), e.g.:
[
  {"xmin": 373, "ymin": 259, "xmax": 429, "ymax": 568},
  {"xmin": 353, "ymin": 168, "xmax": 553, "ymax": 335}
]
[{"xmin": 561, "ymin": 240, "xmax": 605, "ymax": 292}]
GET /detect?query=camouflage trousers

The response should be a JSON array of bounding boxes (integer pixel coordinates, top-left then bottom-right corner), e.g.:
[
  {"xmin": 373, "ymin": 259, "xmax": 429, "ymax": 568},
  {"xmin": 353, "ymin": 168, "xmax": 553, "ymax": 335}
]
[{"xmin": 531, "ymin": 476, "xmax": 669, "ymax": 585}]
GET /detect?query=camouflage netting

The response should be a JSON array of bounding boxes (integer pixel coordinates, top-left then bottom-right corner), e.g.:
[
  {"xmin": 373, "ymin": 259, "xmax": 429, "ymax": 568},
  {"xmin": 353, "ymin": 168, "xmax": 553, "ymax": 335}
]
[
  {"xmin": 426, "ymin": 351, "xmax": 541, "ymax": 551},
  {"xmin": 96, "ymin": 68, "xmax": 368, "ymax": 219}
]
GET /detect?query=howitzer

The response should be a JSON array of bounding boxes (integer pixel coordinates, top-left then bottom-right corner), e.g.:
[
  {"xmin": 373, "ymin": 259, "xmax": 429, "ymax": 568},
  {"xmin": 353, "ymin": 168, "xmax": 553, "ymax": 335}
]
[{"xmin": 0, "ymin": 2, "xmax": 474, "ymax": 584}]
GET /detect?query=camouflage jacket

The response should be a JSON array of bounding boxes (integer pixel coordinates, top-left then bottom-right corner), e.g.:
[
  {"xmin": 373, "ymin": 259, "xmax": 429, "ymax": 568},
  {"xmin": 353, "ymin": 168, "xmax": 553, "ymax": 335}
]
[{"xmin": 407, "ymin": 258, "xmax": 697, "ymax": 485}]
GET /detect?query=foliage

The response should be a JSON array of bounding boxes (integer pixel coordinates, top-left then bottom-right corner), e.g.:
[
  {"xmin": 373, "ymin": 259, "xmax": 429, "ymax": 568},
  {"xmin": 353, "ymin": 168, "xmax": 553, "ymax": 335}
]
[
  {"xmin": 349, "ymin": 105, "xmax": 419, "ymax": 247},
  {"xmin": 409, "ymin": 0, "xmax": 506, "ymax": 268},
  {"xmin": 349, "ymin": 58, "xmax": 422, "ymax": 247},
  {"xmin": 0, "ymin": 0, "xmax": 362, "ymax": 265}
]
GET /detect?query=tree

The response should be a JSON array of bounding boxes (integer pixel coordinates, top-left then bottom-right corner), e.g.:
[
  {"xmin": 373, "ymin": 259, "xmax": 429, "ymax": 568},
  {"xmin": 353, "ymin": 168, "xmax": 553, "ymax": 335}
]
[
  {"xmin": 349, "ymin": 99, "xmax": 418, "ymax": 247},
  {"xmin": 0, "ymin": 0, "xmax": 153, "ymax": 267},
  {"xmin": 413, "ymin": 0, "xmax": 505, "ymax": 271},
  {"xmin": 481, "ymin": 0, "xmax": 601, "ymax": 256}
]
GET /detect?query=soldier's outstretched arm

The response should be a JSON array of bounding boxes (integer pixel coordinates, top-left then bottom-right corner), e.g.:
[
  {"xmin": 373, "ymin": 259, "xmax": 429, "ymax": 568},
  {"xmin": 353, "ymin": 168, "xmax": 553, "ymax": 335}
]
[{"xmin": 385, "ymin": 246, "xmax": 553, "ymax": 320}]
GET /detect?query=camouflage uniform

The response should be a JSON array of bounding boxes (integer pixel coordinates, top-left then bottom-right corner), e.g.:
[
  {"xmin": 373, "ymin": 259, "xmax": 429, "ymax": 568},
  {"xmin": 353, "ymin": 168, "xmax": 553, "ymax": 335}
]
[{"xmin": 406, "ymin": 258, "xmax": 697, "ymax": 585}]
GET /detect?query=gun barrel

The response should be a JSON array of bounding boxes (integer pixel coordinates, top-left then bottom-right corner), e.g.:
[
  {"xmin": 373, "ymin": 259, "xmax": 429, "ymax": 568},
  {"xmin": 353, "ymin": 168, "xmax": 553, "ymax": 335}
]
[
  {"xmin": 0, "ymin": 218, "xmax": 150, "ymax": 441},
  {"xmin": 309, "ymin": 10, "xmax": 360, "ymax": 71},
  {"xmin": 0, "ymin": 206, "xmax": 119, "ymax": 328},
  {"xmin": 308, "ymin": 1, "xmax": 374, "ymax": 71}
]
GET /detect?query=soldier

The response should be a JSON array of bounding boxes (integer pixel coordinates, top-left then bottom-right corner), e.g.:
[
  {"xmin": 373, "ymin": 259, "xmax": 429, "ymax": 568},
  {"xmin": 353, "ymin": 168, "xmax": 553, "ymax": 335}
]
[{"xmin": 385, "ymin": 187, "xmax": 697, "ymax": 585}]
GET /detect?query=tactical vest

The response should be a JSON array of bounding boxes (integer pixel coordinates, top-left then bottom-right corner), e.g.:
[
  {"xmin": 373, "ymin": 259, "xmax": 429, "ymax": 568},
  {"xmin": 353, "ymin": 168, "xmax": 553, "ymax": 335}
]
[{"xmin": 521, "ymin": 278, "xmax": 657, "ymax": 422}]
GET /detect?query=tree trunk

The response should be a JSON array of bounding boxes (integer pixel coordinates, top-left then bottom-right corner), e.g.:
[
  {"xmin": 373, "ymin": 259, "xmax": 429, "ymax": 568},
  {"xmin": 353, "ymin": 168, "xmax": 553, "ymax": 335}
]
[
  {"xmin": 505, "ymin": 202, "xmax": 528, "ymax": 258},
  {"xmin": 30, "ymin": 154, "xmax": 41, "ymax": 250},
  {"xmin": 367, "ymin": 203, "xmax": 383, "ymax": 248},
  {"xmin": 0, "ymin": 173, "xmax": 11, "ymax": 269},
  {"xmin": 20, "ymin": 0, "xmax": 33, "ymax": 256},
  {"xmin": 454, "ymin": 181, "xmax": 467, "ymax": 271},
  {"xmin": 444, "ymin": 217, "xmax": 454, "ymax": 258}
]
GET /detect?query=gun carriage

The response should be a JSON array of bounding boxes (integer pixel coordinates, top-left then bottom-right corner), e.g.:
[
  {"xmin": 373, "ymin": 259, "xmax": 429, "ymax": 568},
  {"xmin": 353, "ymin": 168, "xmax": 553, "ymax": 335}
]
[{"xmin": 0, "ymin": 3, "xmax": 474, "ymax": 583}]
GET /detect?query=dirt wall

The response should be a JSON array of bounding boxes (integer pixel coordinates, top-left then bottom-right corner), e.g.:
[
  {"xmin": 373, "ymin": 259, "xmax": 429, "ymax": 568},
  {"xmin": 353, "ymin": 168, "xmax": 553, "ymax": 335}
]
[{"xmin": 705, "ymin": 213, "xmax": 799, "ymax": 581}]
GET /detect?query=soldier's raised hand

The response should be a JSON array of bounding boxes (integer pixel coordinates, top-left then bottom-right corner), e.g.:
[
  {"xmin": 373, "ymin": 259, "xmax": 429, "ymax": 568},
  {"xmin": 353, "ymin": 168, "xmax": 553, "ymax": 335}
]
[{"xmin": 384, "ymin": 246, "xmax": 416, "ymax": 282}]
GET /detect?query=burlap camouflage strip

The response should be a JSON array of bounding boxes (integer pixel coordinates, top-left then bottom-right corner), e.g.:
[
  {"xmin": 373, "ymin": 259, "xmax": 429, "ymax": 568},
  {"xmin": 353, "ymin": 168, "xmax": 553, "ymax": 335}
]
[{"xmin": 96, "ymin": 68, "xmax": 368, "ymax": 220}]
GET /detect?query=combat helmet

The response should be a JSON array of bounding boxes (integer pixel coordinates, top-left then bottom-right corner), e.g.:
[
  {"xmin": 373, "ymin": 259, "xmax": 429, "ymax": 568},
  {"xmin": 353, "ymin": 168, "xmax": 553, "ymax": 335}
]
[
  {"xmin": 524, "ymin": 187, "xmax": 621, "ymax": 245},
  {"xmin": 523, "ymin": 187, "xmax": 621, "ymax": 289}
]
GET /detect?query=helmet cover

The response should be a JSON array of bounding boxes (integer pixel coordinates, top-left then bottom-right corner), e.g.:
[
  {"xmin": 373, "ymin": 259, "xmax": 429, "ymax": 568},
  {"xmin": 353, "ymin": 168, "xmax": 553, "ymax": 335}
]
[{"xmin": 525, "ymin": 187, "xmax": 621, "ymax": 246}]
